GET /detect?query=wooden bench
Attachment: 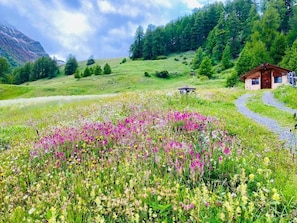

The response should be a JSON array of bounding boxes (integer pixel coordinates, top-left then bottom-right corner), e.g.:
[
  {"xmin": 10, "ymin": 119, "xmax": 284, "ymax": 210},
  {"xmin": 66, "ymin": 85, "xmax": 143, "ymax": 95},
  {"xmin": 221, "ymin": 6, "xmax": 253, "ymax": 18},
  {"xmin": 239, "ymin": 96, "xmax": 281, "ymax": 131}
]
[{"xmin": 178, "ymin": 87, "xmax": 196, "ymax": 94}]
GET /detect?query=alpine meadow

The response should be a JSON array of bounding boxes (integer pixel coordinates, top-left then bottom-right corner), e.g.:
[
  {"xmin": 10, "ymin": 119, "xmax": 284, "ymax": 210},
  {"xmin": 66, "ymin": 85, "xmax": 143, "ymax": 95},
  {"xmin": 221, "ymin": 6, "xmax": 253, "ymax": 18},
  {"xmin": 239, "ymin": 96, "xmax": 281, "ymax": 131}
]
[{"xmin": 1, "ymin": 0, "xmax": 297, "ymax": 222}]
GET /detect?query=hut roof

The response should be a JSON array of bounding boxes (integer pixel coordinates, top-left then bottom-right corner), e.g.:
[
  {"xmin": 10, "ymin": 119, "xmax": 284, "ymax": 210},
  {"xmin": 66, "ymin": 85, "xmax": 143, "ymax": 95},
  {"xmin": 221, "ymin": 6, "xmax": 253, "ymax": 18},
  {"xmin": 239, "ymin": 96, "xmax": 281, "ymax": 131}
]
[{"xmin": 240, "ymin": 63, "xmax": 291, "ymax": 82}]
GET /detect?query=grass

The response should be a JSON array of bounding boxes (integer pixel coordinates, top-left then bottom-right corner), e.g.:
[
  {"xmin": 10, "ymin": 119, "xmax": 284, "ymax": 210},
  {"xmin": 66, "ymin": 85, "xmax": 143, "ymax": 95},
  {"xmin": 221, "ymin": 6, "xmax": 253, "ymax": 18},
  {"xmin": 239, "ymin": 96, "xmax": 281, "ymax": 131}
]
[
  {"xmin": 0, "ymin": 51, "xmax": 228, "ymax": 99},
  {"xmin": 1, "ymin": 54, "xmax": 297, "ymax": 222},
  {"xmin": 274, "ymin": 85, "xmax": 297, "ymax": 109},
  {"xmin": 0, "ymin": 84, "xmax": 33, "ymax": 100},
  {"xmin": 245, "ymin": 91, "xmax": 295, "ymax": 128},
  {"xmin": 1, "ymin": 90, "xmax": 297, "ymax": 222}
]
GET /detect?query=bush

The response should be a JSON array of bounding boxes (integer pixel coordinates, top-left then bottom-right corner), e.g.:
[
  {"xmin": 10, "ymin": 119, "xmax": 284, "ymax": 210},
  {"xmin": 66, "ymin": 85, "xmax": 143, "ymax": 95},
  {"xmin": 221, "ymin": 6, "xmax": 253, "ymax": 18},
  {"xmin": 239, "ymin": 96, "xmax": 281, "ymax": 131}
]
[
  {"xmin": 120, "ymin": 58, "xmax": 127, "ymax": 64},
  {"xmin": 144, "ymin": 72, "xmax": 151, "ymax": 77},
  {"xmin": 82, "ymin": 67, "xmax": 92, "ymax": 77},
  {"xmin": 103, "ymin": 63, "xmax": 112, "ymax": 74},
  {"xmin": 74, "ymin": 69, "xmax": 81, "ymax": 79},
  {"xmin": 226, "ymin": 71, "xmax": 239, "ymax": 87},
  {"xmin": 86, "ymin": 58, "xmax": 95, "ymax": 66},
  {"xmin": 94, "ymin": 65, "xmax": 102, "ymax": 75},
  {"xmin": 155, "ymin": 70, "xmax": 169, "ymax": 79}
]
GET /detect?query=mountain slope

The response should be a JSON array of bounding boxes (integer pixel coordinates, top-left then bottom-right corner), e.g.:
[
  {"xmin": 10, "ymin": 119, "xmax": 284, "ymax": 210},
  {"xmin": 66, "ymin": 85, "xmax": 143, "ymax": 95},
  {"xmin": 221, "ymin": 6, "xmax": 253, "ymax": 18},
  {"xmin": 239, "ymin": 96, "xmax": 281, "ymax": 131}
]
[{"xmin": 0, "ymin": 24, "xmax": 48, "ymax": 66}]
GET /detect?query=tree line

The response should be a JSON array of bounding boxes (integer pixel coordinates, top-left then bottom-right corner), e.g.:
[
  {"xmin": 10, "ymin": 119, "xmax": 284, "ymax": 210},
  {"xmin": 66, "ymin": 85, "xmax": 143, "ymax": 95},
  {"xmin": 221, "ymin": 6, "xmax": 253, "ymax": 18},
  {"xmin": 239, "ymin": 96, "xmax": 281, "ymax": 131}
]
[
  {"xmin": 130, "ymin": 0, "xmax": 297, "ymax": 77},
  {"xmin": 0, "ymin": 54, "xmax": 113, "ymax": 84},
  {"xmin": 0, "ymin": 56, "xmax": 59, "ymax": 84}
]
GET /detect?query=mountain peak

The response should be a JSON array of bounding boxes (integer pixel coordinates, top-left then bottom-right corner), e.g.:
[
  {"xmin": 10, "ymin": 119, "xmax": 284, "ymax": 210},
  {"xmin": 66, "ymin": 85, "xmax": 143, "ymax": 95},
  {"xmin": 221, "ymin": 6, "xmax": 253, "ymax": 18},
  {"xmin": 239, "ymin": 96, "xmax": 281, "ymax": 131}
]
[{"xmin": 0, "ymin": 24, "xmax": 48, "ymax": 66}]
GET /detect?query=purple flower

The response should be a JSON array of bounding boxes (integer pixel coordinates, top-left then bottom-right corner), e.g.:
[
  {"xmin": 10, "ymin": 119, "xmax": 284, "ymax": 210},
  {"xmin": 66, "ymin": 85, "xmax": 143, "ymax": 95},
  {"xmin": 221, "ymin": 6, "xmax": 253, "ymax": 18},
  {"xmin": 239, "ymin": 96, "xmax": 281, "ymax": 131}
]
[{"xmin": 223, "ymin": 147, "xmax": 230, "ymax": 155}]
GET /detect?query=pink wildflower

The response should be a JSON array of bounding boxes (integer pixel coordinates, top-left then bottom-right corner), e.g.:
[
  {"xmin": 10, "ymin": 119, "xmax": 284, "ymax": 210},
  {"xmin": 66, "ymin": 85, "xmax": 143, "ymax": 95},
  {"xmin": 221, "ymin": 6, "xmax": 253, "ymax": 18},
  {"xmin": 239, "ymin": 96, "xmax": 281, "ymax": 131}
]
[{"xmin": 223, "ymin": 147, "xmax": 230, "ymax": 155}]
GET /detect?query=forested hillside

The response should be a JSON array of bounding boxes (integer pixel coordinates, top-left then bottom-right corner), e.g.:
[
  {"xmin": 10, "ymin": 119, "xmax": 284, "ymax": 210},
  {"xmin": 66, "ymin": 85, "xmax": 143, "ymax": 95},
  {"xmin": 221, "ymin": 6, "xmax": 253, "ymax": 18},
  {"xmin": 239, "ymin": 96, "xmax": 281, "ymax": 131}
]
[{"xmin": 129, "ymin": 0, "xmax": 297, "ymax": 76}]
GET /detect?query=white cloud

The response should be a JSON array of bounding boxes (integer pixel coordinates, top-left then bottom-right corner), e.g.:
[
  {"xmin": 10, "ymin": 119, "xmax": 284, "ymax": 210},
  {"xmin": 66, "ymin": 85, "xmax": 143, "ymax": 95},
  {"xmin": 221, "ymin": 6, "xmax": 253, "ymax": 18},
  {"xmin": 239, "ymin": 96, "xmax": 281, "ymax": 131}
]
[
  {"xmin": 182, "ymin": 0, "xmax": 203, "ymax": 9},
  {"xmin": 97, "ymin": 0, "xmax": 116, "ymax": 13},
  {"xmin": 0, "ymin": 0, "xmax": 226, "ymax": 60}
]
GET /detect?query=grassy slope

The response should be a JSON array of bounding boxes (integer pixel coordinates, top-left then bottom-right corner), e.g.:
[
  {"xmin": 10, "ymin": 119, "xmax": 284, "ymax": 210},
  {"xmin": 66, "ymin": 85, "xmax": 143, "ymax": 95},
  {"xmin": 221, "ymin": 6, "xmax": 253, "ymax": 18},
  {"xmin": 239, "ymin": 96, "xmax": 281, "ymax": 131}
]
[{"xmin": 0, "ymin": 52, "xmax": 231, "ymax": 99}]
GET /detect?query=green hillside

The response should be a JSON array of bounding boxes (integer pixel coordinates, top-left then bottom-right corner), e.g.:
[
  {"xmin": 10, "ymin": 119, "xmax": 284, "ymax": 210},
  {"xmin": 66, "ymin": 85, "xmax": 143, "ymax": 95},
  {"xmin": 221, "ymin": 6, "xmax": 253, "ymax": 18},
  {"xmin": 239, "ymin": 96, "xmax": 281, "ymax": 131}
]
[{"xmin": 0, "ymin": 52, "xmax": 237, "ymax": 100}]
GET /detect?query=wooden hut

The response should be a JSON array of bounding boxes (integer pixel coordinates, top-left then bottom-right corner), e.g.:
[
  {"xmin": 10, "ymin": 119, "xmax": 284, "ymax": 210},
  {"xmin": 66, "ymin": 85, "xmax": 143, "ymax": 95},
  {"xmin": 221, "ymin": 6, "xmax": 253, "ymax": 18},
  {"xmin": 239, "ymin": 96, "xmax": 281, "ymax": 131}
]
[{"xmin": 240, "ymin": 63, "xmax": 291, "ymax": 90}]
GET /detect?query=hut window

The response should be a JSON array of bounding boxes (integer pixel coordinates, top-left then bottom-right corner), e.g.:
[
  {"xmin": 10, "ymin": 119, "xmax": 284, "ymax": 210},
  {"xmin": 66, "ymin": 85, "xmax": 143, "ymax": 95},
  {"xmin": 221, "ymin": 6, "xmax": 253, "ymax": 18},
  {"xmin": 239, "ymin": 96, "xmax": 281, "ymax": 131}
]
[
  {"xmin": 252, "ymin": 78, "xmax": 259, "ymax": 85},
  {"xmin": 274, "ymin": 76, "xmax": 282, "ymax": 83}
]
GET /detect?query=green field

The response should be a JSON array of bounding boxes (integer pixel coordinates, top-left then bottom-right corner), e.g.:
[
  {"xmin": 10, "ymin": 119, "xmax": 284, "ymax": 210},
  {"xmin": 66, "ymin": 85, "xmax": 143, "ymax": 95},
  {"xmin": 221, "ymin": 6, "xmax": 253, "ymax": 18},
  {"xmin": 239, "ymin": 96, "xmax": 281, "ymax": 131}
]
[
  {"xmin": 0, "ymin": 52, "xmax": 237, "ymax": 99},
  {"xmin": 1, "ymin": 54, "xmax": 297, "ymax": 222}
]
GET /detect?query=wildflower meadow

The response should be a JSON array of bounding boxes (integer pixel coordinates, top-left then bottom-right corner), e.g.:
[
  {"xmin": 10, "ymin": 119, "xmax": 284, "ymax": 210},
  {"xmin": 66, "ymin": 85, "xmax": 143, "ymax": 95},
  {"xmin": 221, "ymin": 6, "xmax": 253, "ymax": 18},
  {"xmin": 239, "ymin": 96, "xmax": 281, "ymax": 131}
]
[{"xmin": 1, "ymin": 91, "xmax": 297, "ymax": 222}]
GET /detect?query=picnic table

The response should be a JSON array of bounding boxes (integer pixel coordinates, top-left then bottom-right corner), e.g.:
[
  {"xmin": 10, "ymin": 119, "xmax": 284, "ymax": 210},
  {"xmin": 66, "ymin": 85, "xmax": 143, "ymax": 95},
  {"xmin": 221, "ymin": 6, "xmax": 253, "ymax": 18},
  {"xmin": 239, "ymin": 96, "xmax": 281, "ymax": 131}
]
[{"xmin": 178, "ymin": 86, "xmax": 196, "ymax": 94}]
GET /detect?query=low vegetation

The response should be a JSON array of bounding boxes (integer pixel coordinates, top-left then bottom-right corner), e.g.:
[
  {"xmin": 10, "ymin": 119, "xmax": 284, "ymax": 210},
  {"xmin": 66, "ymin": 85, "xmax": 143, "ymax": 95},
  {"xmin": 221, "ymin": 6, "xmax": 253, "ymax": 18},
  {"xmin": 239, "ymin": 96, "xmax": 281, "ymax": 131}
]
[{"xmin": 1, "ymin": 87, "xmax": 297, "ymax": 222}]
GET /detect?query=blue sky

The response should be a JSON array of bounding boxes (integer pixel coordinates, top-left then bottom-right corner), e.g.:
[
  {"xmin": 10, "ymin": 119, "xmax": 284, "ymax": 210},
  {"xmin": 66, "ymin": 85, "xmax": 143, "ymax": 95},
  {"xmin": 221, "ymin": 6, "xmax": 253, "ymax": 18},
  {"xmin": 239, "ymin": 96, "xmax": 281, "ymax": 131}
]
[{"xmin": 0, "ymin": 0, "xmax": 225, "ymax": 61}]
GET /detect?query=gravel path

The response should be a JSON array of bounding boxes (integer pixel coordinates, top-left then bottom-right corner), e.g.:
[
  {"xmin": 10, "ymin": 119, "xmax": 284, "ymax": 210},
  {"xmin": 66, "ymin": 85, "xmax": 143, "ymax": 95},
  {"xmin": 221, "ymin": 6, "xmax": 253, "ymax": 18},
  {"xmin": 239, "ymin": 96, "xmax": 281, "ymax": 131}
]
[
  {"xmin": 0, "ymin": 94, "xmax": 115, "ymax": 107},
  {"xmin": 235, "ymin": 93, "xmax": 293, "ymax": 148},
  {"xmin": 262, "ymin": 91, "xmax": 297, "ymax": 114}
]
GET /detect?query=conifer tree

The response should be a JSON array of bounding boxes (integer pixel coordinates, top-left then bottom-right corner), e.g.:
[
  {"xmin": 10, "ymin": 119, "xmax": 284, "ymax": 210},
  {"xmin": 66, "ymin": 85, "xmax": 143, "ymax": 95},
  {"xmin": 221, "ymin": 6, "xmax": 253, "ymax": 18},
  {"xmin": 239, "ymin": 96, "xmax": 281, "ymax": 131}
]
[
  {"xmin": 198, "ymin": 56, "xmax": 212, "ymax": 78},
  {"xmin": 221, "ymin": 44, "xmax": 233, "ymax": 70},
  {"xmin": 94, "ymin": 65, "xmax": 102, "ymax": 75},
  {"xmin": 64, "ymin": 55, "xmax": 78, "ymax": 75},
  {"xmin": 192, "ymin": 47, "xmax": 205, "ymax": 70},
  {"xmin": 103, "ymin": 63, "xmax": 112, "ymax": 74}
]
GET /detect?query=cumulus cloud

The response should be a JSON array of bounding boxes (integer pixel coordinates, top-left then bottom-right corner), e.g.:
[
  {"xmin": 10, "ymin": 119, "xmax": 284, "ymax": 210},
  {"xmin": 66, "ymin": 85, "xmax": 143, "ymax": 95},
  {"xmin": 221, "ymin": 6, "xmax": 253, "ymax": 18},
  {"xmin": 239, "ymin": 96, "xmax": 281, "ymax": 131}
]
[
  {"xmin": 0, "ymin": 0, "xmax": 225, "ymax": 60},
  {"xmin": 182, "ymin": 0, "xmax": 203, "ymax": 9}
]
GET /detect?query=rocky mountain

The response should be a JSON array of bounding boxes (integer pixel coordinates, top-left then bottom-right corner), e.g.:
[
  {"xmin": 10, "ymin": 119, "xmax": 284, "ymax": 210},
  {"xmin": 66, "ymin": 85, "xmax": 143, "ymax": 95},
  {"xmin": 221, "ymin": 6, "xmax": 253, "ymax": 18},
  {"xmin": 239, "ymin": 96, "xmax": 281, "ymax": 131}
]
[{"xmin": 0, "ymin": 24, "xmax": 48, "ymax": 66}]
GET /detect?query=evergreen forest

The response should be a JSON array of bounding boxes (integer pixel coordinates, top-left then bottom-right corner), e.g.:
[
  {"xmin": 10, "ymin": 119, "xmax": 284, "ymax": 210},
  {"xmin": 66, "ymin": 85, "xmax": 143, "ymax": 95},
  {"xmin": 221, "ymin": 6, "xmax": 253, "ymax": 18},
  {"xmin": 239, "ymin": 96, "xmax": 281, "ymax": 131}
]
[{"xmin": 129, "ymin": 0, "xmax": 297, "ymax": 76}]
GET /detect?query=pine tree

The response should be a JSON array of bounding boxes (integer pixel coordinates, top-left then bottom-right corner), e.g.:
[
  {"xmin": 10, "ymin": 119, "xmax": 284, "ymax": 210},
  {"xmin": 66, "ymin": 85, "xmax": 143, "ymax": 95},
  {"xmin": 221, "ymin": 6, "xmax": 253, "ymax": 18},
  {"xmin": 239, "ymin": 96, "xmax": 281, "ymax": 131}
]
[
  {"xmin": 83, "ymin": 67, "xmax": 91, "ymax": 77},
  {"xmin": 271, "ymin": 32, "xmax": 287, "ymax": 64},
  {"xmin": 192, "ymin": 47, "xmax": 205, "ymax": 70},
  {"xmin": 0, "ymin": 57, "xmax": 10, "ymax": 79},
  {"xmin": 280, "ymin": 39, "xmax": 297, "ymax": 71},
  {"xmin": 64, "ymin": 55, "xmax": 78, "ymax": 75},
  {"xmin": 103, "ymin": 63, "xmax": 112, "ymax": 74},
  {"xmin": 235, "ymin": 44, "xmax": 253, "ymax": 76},
  {"xmin": 221, "ymin": 44, "xmax": 233, "ymax": 70},
  {"xmin": 236, "ymin": 40, "xmax": 272, "ymax": 76},
  {"xmin": 130, "ymin": 26, "xmax": 144, "ymax": 60},
  {"xmin": 143, "ymin": 25, "xmax": 155, "ymax": 60},
  {"xmin": 94, "ymin": 65, "xmax": 102, "ymax": 75},
  {"xmin": 198, "ymin": 56, "xmax": 212, "ymax": 78}
]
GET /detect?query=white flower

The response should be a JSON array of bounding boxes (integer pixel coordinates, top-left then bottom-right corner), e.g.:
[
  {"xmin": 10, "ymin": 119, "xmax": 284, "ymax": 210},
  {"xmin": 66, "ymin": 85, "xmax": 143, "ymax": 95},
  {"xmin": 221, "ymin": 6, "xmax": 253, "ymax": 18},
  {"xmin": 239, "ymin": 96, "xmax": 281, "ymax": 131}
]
[{"xmin": 28, "ymin": 207, "xmax": 36, "ymax": 215}]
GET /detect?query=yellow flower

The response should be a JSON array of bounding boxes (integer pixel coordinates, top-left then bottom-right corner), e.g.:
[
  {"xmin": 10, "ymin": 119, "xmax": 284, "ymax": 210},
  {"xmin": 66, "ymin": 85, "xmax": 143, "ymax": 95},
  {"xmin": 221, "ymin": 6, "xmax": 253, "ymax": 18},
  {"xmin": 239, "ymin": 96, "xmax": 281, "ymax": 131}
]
[
  {"xmin": 272, "ymin": 188, "xmax": 277, "ymax": 194},
  {"xmin": 248, "ymin": 202, "xmax": 254, "ymax": 213},
  {"xmin": 272, "ymin": 193, "xmax": 280, "ymax": 201},
  {"xmin": 264, "ymin": 157, "xmax": 270, "ymax": 165},
  {"xmin": 112, "ymin": 213, "xmax": 117, "ymax": 220},
  {"xmin": 249, "ymin": 173, "xmax": 255, "ymax": 181},
  {"xmin": 220, "ymin": 212, "xmax": 225, "ymax": 221},
  {"xmin": 242, "ymin": 195, "xmax": 248, "ymax": 205},
  {"xmin": 236, "ymin": 206, "xmax": 241, "ymax": 215}
]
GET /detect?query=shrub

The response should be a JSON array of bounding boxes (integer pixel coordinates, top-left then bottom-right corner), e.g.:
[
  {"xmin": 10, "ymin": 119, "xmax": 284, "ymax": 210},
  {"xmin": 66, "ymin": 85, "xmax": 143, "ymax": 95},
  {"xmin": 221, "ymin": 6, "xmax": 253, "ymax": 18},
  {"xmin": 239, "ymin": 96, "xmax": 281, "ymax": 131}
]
[
  {"xmin": 121, "ymin": 58, "xmax": 127, "ymax": 64},
  {"xmin": 94, "ymin": 65, "xmax": 102, "ymax": 75},
  {"xmin": 82, "ymin": 67, "xmax": 92, "ymax": 77},
  {"xmin": 155, "ymin": 70, "xmax": 169, "ymax": 79},
  {"xmin": 103, "ymin": 63, "xmax": 112, "ymax": 74},
  {"xmin": 86, "ymin": 58, "xmax": 95, "ymax": 66},
  {"xmin": 74, "ymin": 69, "xmax": 81, "ymax": 79},
  {"xmin": 144, "ymin": 71, "xmax": 151, "ymax": 77},
  {"xmin": 198, "ymin": 56, "xmax": 212, "ymax": 78},
  {"xmin": 226, "ymin": 71, "xmax": 239, "ymax": 87}
]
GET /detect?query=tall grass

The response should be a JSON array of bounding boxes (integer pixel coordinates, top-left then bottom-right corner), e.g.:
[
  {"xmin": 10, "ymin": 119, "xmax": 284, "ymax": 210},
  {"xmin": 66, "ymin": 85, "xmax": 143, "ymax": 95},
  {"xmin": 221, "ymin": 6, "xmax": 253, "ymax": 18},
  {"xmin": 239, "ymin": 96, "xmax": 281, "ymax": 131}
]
[
  {"xmin": 274, "ymin": 85, "xmax": 297, "ymax": 109},
  {"xmin": 1, "ymin": 90, "xmax": 296, "ymax": 222}
]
